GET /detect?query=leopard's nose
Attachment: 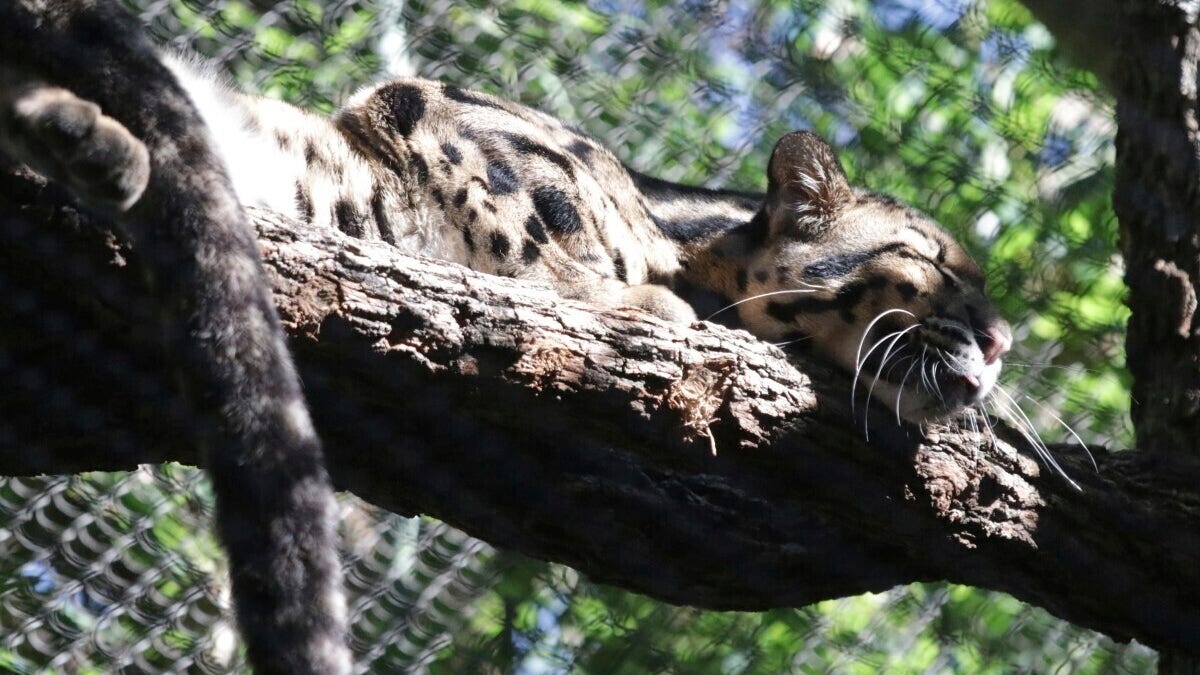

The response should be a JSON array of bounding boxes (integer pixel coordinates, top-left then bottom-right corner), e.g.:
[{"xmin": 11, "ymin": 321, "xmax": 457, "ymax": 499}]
[{"xmin": 981, "ymin": 321, "xmax": 1012, "ymax": 365}]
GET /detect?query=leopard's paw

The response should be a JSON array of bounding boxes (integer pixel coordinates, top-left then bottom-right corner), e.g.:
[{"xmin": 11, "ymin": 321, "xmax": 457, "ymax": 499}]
[
  {"xmin": 620, "ymin": 284, "xmax": 697, "ymax": 323},
  {"xmin": 5, "ymin": 85, "xmax": 149, "ymax": 211}
]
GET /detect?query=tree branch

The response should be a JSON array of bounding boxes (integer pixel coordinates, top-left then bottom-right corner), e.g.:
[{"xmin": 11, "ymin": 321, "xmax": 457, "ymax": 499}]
[{"xmin": 1, "ymin": 167, "xmax": 1198, "ymax": 652}]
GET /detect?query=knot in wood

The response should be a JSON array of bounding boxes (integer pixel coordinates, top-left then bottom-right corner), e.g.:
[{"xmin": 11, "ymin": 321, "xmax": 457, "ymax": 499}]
[
  {"xmin": 509, "ymin": 339, "xmax": 585, "ymax": 393},
  {"xmin": 1151, "ymin": 258, "xmax": 1197, "ymax": 338},
  {"xmin": 662, "ymin": 358, "xmax": 738, "ymax": 455}
]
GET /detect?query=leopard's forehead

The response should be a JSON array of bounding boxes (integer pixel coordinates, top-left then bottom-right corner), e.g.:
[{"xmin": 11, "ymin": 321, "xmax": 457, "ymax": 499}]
[
  {"xmin": 805, "ymin": 191, "xmax": 983, "ymax": 284},
  {"xmin": 747, "ymin": 203, "xmax": 983, "ymax": 316}
]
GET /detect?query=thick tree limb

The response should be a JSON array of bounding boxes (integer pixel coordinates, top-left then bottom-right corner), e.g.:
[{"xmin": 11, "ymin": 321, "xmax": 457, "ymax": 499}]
[{"xmin": 0, "ymin": 169, "xmax": 1197, "ymax": 653}]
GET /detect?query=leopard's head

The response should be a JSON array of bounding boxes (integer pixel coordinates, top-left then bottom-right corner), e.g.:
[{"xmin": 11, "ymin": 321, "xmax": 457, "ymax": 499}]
[{"xmin": 736, "ymin": 131, "xmax": 1011, "ymax": 422}]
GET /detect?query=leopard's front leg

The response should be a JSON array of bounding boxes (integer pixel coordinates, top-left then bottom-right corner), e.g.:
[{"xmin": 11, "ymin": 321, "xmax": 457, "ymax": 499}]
[
  {"xmin": 0, "ymin": 71, "xmax": 149, "ymax": 212},
  {"xmin": 557, "ymin": 277, "xmax": 698, "ymax": 323}
]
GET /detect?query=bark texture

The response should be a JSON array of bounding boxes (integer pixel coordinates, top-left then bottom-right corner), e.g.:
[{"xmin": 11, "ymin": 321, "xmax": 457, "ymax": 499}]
[
  {"xmin": 1, "ymin": 168, "xmax": 1198, "ymax": 654},
  {"xmin": 1109, "ymin": 2, "xmax": 1200, "ymax": 462},
  {"xmin": 1111, "ymin": 2, "xmax": 1200, "ymax": 671}
]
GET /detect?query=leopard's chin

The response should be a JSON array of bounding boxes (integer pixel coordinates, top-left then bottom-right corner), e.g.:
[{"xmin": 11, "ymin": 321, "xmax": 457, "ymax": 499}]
[{"xmin": 866, "ymin": 358, "xmax": 1001, "ymax": 424}]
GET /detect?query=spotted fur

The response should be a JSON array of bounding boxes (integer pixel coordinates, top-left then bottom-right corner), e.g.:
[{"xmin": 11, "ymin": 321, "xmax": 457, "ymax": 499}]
[{"xmin": 175, "ymin": 63, "xmax": 1011, "ymax": 423}]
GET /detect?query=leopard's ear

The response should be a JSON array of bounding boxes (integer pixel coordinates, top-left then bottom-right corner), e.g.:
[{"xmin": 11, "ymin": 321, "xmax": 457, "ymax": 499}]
[{"xmin": 765, "ymin": 130, "xmax": 853, "ymax": 237}]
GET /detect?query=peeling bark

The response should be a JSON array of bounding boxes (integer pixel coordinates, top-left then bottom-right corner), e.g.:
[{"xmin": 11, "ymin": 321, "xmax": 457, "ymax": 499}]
[
  {"xmin": 1018, "ymin": 5, "xmax": 1200, "ymax": 668},
  {"xmin": 1107, "ymin": 1, "xmax": 1200, "ymax": 464},
  {"xmin": 1108, "ymin": 3, "xmax": 1200, "ymax": 670},
  {"xmin": 1, "ymin": 168, "xmax": 1198, "ymax": 654}
]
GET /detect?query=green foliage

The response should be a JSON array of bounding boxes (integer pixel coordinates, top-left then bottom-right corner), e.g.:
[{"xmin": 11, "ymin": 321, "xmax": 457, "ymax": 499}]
[{"xmin": 434, "ymin": 560, "xmax": 1152, "ymax": 673}]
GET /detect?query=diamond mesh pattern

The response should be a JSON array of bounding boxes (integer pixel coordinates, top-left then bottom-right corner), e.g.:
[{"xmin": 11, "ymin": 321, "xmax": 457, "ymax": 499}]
[{"xmin": 0, "ymin": 0, "xmax": 1155, "ymax": 672}]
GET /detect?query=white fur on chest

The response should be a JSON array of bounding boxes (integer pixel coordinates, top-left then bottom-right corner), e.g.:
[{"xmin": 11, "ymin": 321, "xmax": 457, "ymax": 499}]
[{"xmin": 164, "ymin": 54, "xmax": 303, "ymax": 221}]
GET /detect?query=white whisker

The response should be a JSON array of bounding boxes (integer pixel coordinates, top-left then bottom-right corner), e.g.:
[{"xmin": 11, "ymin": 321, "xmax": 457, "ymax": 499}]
[
  {"xmin": 1003, "ymin": 361, "xmax": 1104, "ymax": 376},
  {"xmin": 873, "ymin": 337, "xmax": 915, "ymax": 391},
  {"xmin": 959, "ymin": 409, "xmax": 979, "ymax": 464},
  {"xmin": 857, "ymin": 335, "xmax": 905, "ymax": 439},
  {"xmin": 855, "ymin": 309, "xmax": 915, "ymax": 367},
  {"xmin": 917, "ymin": 346, "xmax": 931, "ymax": 396},
  {"xmin": 979, "ymin": 403, "xmax": 998, "ymax": 449},
  {"xmin": 988, "ymin": 393, "xmax": 1050, "ymax": 472},
  {"xmin": 771, "ymin": 334, "xmax": 814, "ymax": 347},
  {"xmin": 852, "ymin": 323, "xmax": 911, "ymax": 416},
  {"xmin": 863, "ymin": 327, "xmax": 919, "ymax": 437},
  {"xmin": 941, "ymin": 351, "xmax": 969, "ymax": 376},
  {"xmin": 704, "ymin": 289, "xmax": 819, "ymax": 321},
  {"xmin": 991, "ymin": 385, "xmax": 1082, "ymax": 491},
  {"xmin": 933, "ymin": 350, "xmax": 960, "ymax": 376},
  {"xmin": 929, "ymin": 360, "xmax": 945, "ymax": 403},
  {"xmin": 867, "ymin": 349, "xmax": 916, "ymax": 439},
  {"xmin": 1021, "ymin": 393, "xmax": 1098, "ymax": 472},
  {"xmin": 794, "ymin": 279, "xmax": 833, "ymax": 291},
  {"xmin": 894, "ymin": 358, "xmax": 920, "ymax": 425}
]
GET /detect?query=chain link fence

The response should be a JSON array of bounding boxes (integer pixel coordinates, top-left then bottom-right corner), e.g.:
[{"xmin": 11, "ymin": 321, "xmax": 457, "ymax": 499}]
[{"xmin": 1, "ymin": 0, "xmax": 1154, "ymax": 672}]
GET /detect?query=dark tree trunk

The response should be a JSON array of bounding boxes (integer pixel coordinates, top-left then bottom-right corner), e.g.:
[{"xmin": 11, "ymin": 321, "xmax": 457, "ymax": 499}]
[
  {"xmin": 1112, "ymin": 2, "xmax": 1200, "ymax": 463},
  {"xmin": 1024, "ymin": 0, "xmax": 1200, "ymax": 671},
  {"xmin": 1113, "ymin": 5, "xmax": 1200, "ymax": 673}
]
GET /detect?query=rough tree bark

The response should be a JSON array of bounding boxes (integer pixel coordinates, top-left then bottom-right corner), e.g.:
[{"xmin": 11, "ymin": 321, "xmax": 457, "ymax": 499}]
[
  {"xmin": 1114, "ymin": 4, "xmax": 1200, "ymax": 673},
  {"xmin": 1, "ymin": 164, "xmax": 1198, "ymax": 655},
  {"xmin": 1110, "ymin": 3, "xmax": 1200, "ymax": 466}
]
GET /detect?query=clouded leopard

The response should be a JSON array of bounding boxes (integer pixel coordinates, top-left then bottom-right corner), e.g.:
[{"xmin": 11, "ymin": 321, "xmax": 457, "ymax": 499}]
[
  {"xmin": 174, "ymin": 57, "xmax": 1012, "ymax": 422},
  {"xmin": 0, "ymin": 5, "xmax": 1012, "ymax": 670}
]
